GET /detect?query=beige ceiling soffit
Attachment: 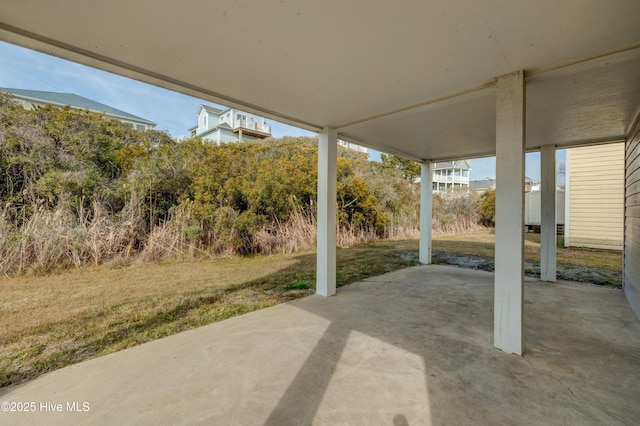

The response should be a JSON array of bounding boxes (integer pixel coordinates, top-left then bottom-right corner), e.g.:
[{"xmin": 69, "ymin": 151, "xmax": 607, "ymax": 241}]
[
  {"xmin": 428, "ymin": 151, "xmax": 501, "ymax": 163},
  {"xmin": 0, "ymin": 22, "xmax": 323, "ymax": 133},
  {"xmin": 427, "ymin": 152, "xmax": 500, "ymax": 163},
  {"xmin": 525, "ymin": 146, "xmax": 555, "ymax": 152},
  {"xmin": 525, "ymin": 42, "xmax": 640, "ymax": 78},
  {"xmin": 558, "ymin": 138, "xmax": 627, "ymax": 150},
  {"xmin": 440, "ymin": 152, "xmax": 496, "ymax": 162},
  {"xmin": 334, "ymin": 82, "xmax": 495, "ymax": 130},
  {"xmin": 628, "ymin": 108, "xmax": 640, "ymax": 141},
  {"xmin": 337, "ymin": 134, "xmax": 424, "ymax": 162},
  {"xmin": 339, "ymin": 134, "xmax": 499, "ymax": 164},
  {"xmin": 453, "ymin": 147, "xmax": 566, "ymax": 159}
]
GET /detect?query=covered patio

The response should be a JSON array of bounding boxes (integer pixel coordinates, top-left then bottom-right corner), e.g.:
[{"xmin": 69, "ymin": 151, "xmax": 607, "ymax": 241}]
[
  {"xmin": 2, "ymin": 265, "xmax": 639, "ymax": 424},
  {"xmin": 3, "ymin": 3, "xmax": 639, "ymax": 355},
  {"xmin": 1, "ymin": 1, "xmax": 640, "ymax": 419}
]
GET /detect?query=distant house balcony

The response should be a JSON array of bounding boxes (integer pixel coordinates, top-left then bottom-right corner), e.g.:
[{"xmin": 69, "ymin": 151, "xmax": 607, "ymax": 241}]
[
  {"xmin": 232, "ymin": 119, "xmax": 271, "ymax": 138},
  {"xmin": 433, "ymin": 175, "xmax": 470, "ymax": 184}
]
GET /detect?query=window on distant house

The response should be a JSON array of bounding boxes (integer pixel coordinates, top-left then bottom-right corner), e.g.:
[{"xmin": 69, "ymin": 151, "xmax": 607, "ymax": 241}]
[{"xmin": 135, "ymin": 124, "xmax": 145, "ymax": 131}]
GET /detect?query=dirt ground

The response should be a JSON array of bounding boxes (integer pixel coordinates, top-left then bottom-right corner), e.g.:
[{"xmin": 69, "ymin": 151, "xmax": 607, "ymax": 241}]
[
  {"xmin": 431, "ymin": 252, "xmax": 622, "ymax": 287},
  {"xmin": 426, "ymin": 231, "xmax": 623, "ymax": 287}
]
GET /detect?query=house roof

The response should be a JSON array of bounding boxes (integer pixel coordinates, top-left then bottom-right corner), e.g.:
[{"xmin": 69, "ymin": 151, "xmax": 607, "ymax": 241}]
[
  {"xmin": 0, "ymin": 87, "xmax": 155, "ymax": 125},
  {"xmin": 197, "ymin": 104, "xmax": 224, "ymax": 116},
  {"xmin": 193, "ymin": 121, "xmax": 233, "ymax": 138},
  {"xmin": 1, "ymin": 1, "xmax": 639, "ymax": 161},
  {"xmin": 469, "ymin": 177, "xmax": 538, "ymax": 190},
  {"xmin": 470, "ymin": 178, "xmax": 496, "ymax": 190},
  {"xmin": 196, "ymin": 127, "xmax": 218, "ymax": 138},
  {"xmin": 434, "ymin": 160, "xmax": 471, "ymax": 171}
]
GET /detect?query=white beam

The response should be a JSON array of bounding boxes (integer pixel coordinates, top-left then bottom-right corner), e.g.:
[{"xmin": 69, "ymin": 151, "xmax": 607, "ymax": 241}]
[
  {"xmin": 316, "ymin": 127, "xmax": 337, "ymax": 297},
  {"xmin": 494, "ymin": 71, "xmax": 525, "ymax": 356},
  {"xmin": 419, "ymin": 161, "xmax": 434, "ymax": 264},
  {"xmin": 540, "ymin": 145, "xmax": 557, "ymax": 282}
]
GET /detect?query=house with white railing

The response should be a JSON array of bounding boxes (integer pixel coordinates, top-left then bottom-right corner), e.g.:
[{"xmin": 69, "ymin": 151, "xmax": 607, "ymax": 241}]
[
  {"xmin": 189, "ymin": 104, "xmax": 271, "ymax": 143},
  {"xmin": 338, "ymin": 139, "xmax": 368, "ymax": 154},
  {"xmin": 432, "ymin": 160, "xmax": 471, "ymax": 192}
]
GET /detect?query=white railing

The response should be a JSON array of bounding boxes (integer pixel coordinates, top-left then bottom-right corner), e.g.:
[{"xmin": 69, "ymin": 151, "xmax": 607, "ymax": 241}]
[
  {"xmin": 234, "ymin": 120, "xmax": 271, "ymax": 134},
  {"xmin": 433, "ymin": 175, "xmax": 470, "ymax": 183}
]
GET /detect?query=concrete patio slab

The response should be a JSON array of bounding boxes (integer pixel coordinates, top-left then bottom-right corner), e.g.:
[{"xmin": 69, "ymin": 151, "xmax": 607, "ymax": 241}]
[{"xmin": 1, "ymin": 265, "xmax": 639, "ymax": 425}]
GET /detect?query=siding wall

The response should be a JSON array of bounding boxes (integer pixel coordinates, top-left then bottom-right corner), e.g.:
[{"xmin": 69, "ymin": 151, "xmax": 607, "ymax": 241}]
[
  {"xmin": 208, "ymin": 110, "xmax": 220, "ymax": 128},
  {"xmin": 217, "ymin": 109, "xmax": 265, "ymax": 128},
  {"xmin": 625, "ymin": 127, "xmax": 640, "ymax": 318},
  {"xmin": 197, "ymin": 110, "xmax": 206, "ymax": 132},
  {"xmin": 233, "ymin": 110, "xmax": 265, "ymax": 126},
  {"xmin": 567, "ymin": 143, "xmax": 624, "ymax": 250},
  {"xmin": 218, "ymin": 128, "xmax": 258, "ymax": 143}
]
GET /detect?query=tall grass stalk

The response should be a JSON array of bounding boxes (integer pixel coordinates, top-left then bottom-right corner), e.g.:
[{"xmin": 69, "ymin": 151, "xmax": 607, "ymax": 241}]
[{"xmin": 0, "ymin": 196, "xmax": 485, "ymax": 276}]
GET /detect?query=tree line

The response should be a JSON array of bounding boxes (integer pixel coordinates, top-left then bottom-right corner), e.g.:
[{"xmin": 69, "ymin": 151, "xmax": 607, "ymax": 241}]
[{"xmin": 0, "ymin": 92, "xmax": 487, "ymax": 275}]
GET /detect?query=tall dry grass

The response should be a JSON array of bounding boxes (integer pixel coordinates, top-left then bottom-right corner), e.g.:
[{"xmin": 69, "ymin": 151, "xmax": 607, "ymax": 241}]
[
  {"xmin": 385, "ymin": 213, "xmax": 421, "ymax": 240},
  {"xmin": 0, "ymin": 191, "xmax": 485, "ymax": 276},
  {"xmin": 252, "ymin": 208, "xmax": 316, "ymax": 254},
  {"xmin": 0, "ymin": 199, "xmax": 146, "ymax": 276},
  {"xmin": 253, "ymin": 208, "xmax": 420, "ymax": 253}
]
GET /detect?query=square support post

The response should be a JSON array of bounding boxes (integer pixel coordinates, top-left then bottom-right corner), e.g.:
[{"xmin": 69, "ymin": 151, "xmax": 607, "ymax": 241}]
[
  {"xmin": 419, "ymin": 161, "xmax": 434, "ymax": 264},
  {"xmin": 564, "ymin": 152, "xmax": 571, "ymax": 247},
  {"xmin": 316, "ymin": 127, "xmax": 337, "ymax": 296},
  {"xmin": 494, "ymin": 71, "xmax": 525, "ymax": 355},
  {"xmin": 540, "ymin": 145, "xmax": 557, "ymax": 282}
]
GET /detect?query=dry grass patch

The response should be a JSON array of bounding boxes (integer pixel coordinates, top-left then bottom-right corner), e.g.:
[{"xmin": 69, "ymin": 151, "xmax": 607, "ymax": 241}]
[
  {"xmin": 0, "ymin": 242, "xmax": 418, "ymax": 388},
  {"xmin": 1, "ymin": 232, "xmax": 622, "ymax": 388}
]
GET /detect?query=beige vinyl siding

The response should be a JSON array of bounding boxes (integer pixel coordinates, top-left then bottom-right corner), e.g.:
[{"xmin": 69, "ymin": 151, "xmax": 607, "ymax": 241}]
[
  {"xmin": 567, "ymin": 143, "xmax": 624, "ymax": 250},
  {"xmin": 625, "ymin": 127, "xmax": 640, "ymax": 319}
]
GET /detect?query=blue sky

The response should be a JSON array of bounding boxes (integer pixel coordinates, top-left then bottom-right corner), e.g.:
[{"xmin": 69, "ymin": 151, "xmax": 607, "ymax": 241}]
[{"xmin": 0, "ymin": 41, "xmax": 561, "ymax": 182}]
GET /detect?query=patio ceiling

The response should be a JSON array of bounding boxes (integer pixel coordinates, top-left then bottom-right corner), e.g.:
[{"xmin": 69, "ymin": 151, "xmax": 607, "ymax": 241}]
[{"xmin": 1, "ymin": 1, "xmax": 640, "ymax": 161}]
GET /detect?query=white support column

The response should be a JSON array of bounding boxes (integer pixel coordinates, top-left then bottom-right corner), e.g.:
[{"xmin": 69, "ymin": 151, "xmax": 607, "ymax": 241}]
[
  {"xmin": 316, "ymin": 127, "xmax": 337, "ymax": 297},
  {"xmin": 564, "ymin": 152, "xmax": 571, "ymax": 247},
  {"xmin": 419, "ymin": 161, "xmax": 434, "ymax": 264},
  {"xmin": 494, "ymin": 71, "xmax": 525, "ymax": 355},
  {"xmin": 540, "ymin": 145, "xmax": 557, "ymax": 282}
]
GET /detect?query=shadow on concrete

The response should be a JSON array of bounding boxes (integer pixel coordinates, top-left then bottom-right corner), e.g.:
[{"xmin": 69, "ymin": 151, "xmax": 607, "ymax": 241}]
[
  {"xmin": 1, "ymin": 243, "xmax": 420, "ymax": 390},
  {"xmin": 2, "ymin": 265, "xmax": 639, "ymax": 424},
  {"xmin": 269, "ymin": 266, "xmax": 640, "ymax": 424},
  {"xmin": 393, "ymin": 414, "xmax": 410, "ymax": 426},
  {"xmin": 264, "ymin": 322, "xmax": 351, "ymax": 425}
]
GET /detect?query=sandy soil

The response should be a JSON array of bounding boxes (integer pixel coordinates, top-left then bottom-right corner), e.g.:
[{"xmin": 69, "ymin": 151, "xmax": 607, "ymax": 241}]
[{"xmin": 431, "ymin": 252, "xmax": 622, "ymax": 287}]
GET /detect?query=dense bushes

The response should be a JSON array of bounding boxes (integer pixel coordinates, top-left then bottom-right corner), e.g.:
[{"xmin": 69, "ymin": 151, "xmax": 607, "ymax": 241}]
[
  {"xmin": 0, "ymin": 93, "xmax": 485, "ymax": 275},
  {"xmin": 478, "ymin": 189, "xmax": 496, "ymax": 227},
  {"xmin": 176, "ymin": 137, "xmax": 393, "ymax": 254}
]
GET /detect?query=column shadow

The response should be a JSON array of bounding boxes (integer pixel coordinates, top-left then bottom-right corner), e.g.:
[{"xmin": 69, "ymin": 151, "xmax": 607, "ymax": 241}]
[{"xmin": 264, "ymin": 322, "xmax": 351, "ymax": 425}]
